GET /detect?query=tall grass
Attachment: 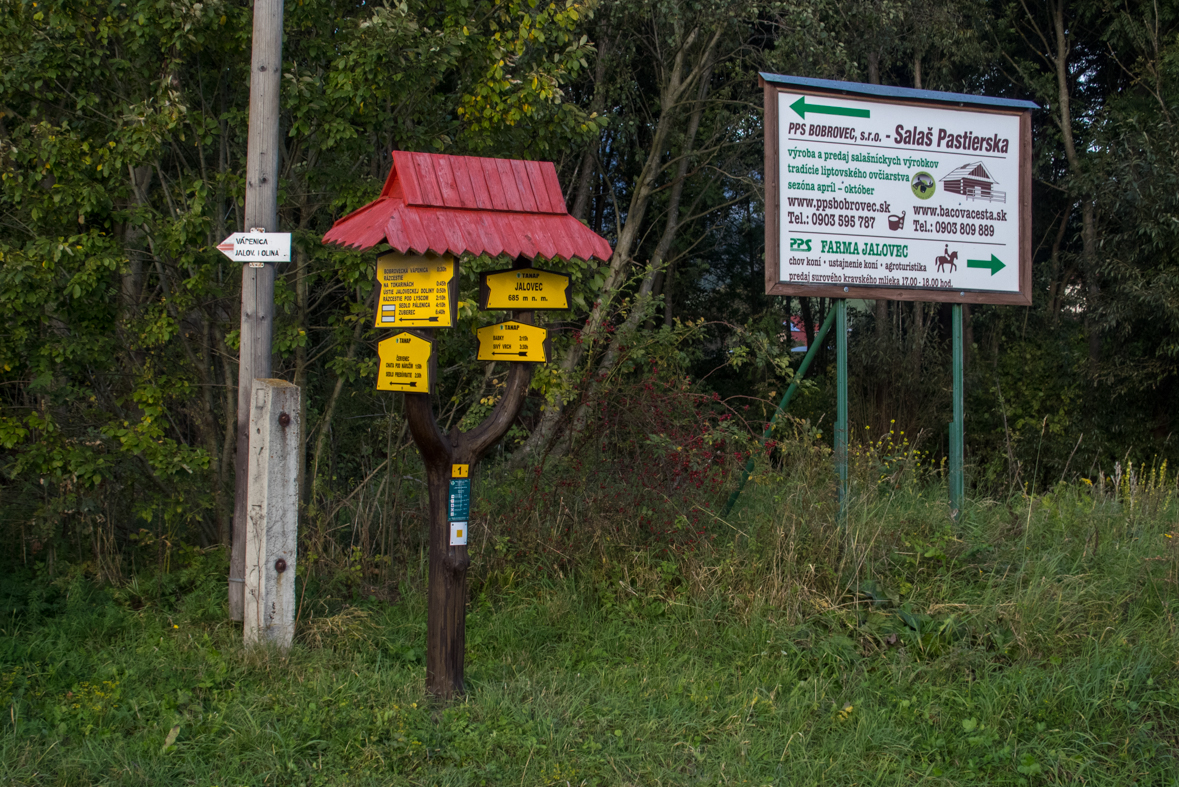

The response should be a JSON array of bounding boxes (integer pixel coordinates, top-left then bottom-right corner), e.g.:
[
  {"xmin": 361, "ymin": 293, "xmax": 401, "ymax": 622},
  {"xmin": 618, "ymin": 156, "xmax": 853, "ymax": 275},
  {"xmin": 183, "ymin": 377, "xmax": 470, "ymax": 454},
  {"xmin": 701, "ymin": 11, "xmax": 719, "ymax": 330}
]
[{"xmin": 3, "ymin": 413, "xmax": 1179, "ymax": 784}]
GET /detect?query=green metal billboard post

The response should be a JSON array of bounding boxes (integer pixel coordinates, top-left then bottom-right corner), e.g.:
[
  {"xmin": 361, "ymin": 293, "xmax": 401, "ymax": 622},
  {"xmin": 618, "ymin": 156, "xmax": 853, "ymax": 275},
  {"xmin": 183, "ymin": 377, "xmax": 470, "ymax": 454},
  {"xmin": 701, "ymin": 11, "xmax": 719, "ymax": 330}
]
[
  {"xmin": 949, "ymin": 304, "xmax": 965, "ymax": 519},
  {"xmin": 836, "ymin": 298, "xmax": 849, "ymax": 525},
  {"xmin": 722, "ymin": 307, "xmax": 838, "ymax": 517}
]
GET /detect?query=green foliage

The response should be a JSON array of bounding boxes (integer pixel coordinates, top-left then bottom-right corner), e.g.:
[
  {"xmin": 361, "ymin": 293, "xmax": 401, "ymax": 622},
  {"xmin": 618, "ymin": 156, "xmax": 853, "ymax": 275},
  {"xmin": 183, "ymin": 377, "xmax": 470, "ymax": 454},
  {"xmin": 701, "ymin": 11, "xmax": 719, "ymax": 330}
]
[
  {"xmin": 3, "ymin": 0, "xmax": 1179, "ymax": 649},
  {"xmin": 1086, "ymin": 18, "xmax": 1179, "ymax": 382},
  {"xmin": 0, "ymin": 0, "xmax": 603, "ymax": 558}
]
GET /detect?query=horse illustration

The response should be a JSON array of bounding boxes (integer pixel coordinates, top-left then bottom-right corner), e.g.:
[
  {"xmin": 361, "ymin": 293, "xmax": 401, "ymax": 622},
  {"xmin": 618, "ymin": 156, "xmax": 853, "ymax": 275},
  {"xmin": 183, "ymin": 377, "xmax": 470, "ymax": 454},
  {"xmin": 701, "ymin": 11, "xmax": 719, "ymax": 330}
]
[{"xmin": 935, "ymin": 249, "xmax": 958, "ymax": 273}]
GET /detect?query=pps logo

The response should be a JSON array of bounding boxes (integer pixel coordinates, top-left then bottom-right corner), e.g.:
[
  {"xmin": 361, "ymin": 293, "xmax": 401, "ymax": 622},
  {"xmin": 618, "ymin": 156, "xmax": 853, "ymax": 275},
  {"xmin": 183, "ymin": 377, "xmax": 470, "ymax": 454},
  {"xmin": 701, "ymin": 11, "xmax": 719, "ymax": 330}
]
[
  {"xmin": 790, "ymin": 238, "xmax": 812, "ymax": 252},
  {"xmin": 911, "ymin": 171, "xmax": 936, "ymax": 200}
]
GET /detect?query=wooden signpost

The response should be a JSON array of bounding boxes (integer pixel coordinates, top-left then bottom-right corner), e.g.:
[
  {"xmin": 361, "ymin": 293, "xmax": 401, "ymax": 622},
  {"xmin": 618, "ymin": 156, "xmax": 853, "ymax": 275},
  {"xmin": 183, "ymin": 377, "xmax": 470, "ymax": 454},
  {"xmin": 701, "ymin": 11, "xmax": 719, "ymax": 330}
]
[
  {"xmin": 243, "ymin": 379, "xmax": 300, "ymax": 650},
  {"xmin": 323, "ymin": 151, "xmax": 612, "ymax": 697},
  {"xmin": 760, "ymin": 73, "xmax": 1037, "ymax": 519}
]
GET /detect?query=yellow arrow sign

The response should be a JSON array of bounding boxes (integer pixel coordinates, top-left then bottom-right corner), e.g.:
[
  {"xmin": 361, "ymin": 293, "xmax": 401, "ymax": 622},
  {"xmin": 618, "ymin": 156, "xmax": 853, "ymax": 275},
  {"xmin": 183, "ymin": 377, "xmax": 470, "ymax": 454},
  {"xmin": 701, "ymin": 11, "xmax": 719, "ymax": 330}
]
[
  {"xmin": 375, "ymin": 252, "xmax": 456, "ymax": 328},
  {"xmin": 476, "ymin": 321, "xmax": 550, "ymax": 363},
  {"xmin": 479, "ymin": 267, "xmax": 570, "ymax": 310},
  {"xmin": 376, "ymin": 332, "xmax": 433, "ymax": 392}
]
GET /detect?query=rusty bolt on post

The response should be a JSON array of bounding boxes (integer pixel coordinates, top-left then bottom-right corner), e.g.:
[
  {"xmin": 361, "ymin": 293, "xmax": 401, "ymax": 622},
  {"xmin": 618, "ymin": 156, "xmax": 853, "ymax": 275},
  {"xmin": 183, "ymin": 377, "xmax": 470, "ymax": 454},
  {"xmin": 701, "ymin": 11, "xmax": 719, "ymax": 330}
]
[
  {"xmin": 274, "ymin": 558, "xmax": 287, "ymax": 573},
  {"xmin": 278, "ymin": 412, "xmax": 290, "ymax": 427}
]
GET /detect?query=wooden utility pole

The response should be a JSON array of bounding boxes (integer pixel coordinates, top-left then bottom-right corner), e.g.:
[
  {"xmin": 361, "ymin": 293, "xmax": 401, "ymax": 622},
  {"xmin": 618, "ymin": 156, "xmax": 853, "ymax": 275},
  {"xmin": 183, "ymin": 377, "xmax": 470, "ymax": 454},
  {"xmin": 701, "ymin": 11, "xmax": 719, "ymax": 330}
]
[{"xmin": 230, "ymin": 0, "xmax": 284, "ymax": 620}]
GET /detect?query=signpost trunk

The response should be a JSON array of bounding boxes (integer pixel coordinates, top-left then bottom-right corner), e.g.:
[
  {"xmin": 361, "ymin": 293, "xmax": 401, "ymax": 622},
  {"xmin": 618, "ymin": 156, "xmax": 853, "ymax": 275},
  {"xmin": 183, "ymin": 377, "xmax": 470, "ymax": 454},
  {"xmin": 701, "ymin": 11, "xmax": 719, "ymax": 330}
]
[
  {"xmin": 230, "ymin": 0, "xmax": 284, "ymax": 620},
  {"xmin": 404, "ymin": 310, "xmax": 536, "ymax": 698}
]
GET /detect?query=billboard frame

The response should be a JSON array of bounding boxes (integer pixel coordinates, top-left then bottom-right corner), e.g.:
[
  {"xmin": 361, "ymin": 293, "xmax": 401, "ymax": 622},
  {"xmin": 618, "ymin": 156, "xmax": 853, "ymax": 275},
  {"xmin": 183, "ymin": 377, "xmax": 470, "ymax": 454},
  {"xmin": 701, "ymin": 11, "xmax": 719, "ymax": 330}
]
[{"xmin": 762, "ymin": 73, "xmax": 1038, "ymax": 306}]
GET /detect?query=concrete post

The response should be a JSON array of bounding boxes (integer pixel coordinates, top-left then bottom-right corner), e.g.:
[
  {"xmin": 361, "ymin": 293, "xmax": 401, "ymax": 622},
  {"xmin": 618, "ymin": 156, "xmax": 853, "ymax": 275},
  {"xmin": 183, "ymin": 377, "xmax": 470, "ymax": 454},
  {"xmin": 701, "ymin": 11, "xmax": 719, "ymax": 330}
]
[{"xmin": 244, "ymin": 379, "xmax": 300, "ymax": 649}]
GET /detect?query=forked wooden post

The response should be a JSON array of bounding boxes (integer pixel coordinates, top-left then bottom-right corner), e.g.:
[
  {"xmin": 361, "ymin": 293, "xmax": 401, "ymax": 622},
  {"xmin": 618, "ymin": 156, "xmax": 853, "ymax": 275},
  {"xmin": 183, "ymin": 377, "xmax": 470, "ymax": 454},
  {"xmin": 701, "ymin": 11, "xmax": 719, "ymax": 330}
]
[
  {"xmin": 244, "ymin": 379, "xmax": 300, "ymax": 649},
  {"xmin": 405, "ymin": 332, "xmax": 534, "ymax": 698}
]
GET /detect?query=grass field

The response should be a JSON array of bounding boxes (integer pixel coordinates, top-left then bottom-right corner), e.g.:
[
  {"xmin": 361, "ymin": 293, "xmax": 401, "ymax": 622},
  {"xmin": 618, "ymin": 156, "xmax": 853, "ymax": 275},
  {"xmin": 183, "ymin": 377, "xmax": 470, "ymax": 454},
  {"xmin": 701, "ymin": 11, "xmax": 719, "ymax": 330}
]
[{"xmin": 2, "ymin": 469, "xmax": 1178, "ymax": 786}]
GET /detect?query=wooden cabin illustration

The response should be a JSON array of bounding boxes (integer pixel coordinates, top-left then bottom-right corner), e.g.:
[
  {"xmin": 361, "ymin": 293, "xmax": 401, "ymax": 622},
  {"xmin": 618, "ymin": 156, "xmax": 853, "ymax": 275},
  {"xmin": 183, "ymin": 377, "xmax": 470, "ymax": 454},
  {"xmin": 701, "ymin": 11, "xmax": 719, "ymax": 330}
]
[{"xmin": 940, "ymin": 162, "xmax": 1005, "ymax": 203}]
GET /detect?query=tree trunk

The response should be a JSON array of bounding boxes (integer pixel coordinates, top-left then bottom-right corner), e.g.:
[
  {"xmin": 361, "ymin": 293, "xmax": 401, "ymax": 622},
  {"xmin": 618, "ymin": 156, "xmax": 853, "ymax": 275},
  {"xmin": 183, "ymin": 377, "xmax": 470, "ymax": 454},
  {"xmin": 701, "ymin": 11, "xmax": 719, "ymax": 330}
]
[
  {"xmin": 512, "ymin": 25, "xmax": 722, "ymax": 467},
  {"xmin": 1045, "ymin": 207, "xmax": 1072, "ymax": 322},
  {"xmin": 1082, "ymin": 200, "xmax": 1100, "ymax": 364},
  {"xmin": 801, "ymin": 297, "xmax": 816, "ymax": 352},
  {"xmin": 817, "ymin": 298, "xmax": 830, "ymax": 372},
  {"xmin": 216, "ymin": 326, "xmax": 237, "ymax": 546},
  {"xmin": 907, "ymin": 301, "xmax": 926, "ymax": 380},
  {"xmin": 309, "ymin": 291, "xmax": 374, "ymax": 505},
  {"xmin": 406, "ymin": 311, "xmax": 535, "ymax": 699},
  {"xmin": 570, "ymin": 35, "xmax": 611, "ymax": 221},
  {"xmin": 1049, "ymin": 0, "xmax": 1099, "ymax": 366},
  {"xmin": 563, "ymin": 54, "xmax": 715, "ymax": 444},
  {"xmin": 663, "ymin": 258, "xmax": 675, "ymax": 327},
  {"xmin": 122, "ymin": 165, "xmax": 153, "ymax": 309},
  {"xmin": 294, "ymin": 209, "xmax": 311, "ymax": 506}
]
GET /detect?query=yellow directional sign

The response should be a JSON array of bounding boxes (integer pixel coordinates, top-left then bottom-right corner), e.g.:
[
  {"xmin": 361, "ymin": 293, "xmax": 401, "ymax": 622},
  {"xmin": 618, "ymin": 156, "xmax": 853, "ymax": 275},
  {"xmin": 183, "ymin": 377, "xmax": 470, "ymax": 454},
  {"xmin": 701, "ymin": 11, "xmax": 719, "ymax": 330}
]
[
  {"xmin": 376, "ymin": 332, "xmax": 433, "ymax": 392},
  {"xmin": 374, "ymin": 252, "xmax": 456, "ymax": 328},
  {"xmin": 476, "ymin": 321, "xmax": 550, "ymax": 363},
  {"xmin": 479, "ymin": 267, "xmax": 570, "ymax": 310}
]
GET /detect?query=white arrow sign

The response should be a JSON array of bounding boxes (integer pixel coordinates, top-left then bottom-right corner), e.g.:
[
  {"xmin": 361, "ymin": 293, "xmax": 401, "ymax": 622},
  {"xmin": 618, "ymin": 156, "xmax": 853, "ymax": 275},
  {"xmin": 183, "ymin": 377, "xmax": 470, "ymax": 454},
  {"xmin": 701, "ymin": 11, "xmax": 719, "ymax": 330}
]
[{"xmin": 217, "ymin": 231, "xmax": 291, "ymax": 263}]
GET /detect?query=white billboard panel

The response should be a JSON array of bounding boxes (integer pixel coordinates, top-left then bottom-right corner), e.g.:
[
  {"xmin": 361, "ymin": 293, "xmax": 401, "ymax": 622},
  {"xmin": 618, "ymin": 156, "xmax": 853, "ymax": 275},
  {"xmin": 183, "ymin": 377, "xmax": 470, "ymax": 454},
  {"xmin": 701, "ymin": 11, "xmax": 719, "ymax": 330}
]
[{"xmin": 763, "ymin": 75, "xmax": 1036, "ymax": 305}]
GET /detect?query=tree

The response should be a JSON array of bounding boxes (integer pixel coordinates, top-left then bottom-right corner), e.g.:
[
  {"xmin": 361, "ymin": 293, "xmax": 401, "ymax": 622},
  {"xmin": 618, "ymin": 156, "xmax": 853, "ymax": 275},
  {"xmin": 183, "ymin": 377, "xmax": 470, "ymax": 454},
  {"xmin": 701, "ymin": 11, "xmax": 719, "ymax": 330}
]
[
  {"xmin": 513, "ymin": 0, "xmax": 833, "ymax": 465},
  {"xmin": 0, "ymin": 0, "xmax": 600, "ymax": 562},
  {"xmin": 997, "ymin": 0, "xmax": 1108, "ymax": 364}
]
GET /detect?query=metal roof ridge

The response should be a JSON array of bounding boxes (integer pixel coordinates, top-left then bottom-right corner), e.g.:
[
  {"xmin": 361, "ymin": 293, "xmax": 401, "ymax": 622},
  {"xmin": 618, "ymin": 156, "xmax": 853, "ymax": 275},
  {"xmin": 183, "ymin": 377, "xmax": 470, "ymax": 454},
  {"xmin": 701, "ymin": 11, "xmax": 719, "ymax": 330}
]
[
  {"xmin": 396, "ymin": 203, "xmax": 581, "ymax": 218},
  {"xmin": 759, "ymin": 72, "xmax": 1040, "ymax": 111},
  {"xmin": 382, "ymin": 150, "xmax": 568, "ymax": 214}
]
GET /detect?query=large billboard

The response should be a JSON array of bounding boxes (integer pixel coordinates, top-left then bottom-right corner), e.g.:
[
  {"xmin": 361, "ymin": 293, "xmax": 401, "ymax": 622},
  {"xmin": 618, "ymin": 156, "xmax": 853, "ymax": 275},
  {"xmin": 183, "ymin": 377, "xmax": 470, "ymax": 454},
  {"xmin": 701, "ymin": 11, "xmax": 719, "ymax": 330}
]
[{"xmin": 763, "ymin": 74, "xmax": 1037, "ymax": 305}]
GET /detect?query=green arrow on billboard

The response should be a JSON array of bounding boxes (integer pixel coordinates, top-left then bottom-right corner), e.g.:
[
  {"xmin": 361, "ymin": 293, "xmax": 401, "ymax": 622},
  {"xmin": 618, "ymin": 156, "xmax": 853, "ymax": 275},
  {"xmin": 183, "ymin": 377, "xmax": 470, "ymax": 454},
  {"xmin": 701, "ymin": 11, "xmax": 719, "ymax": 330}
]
[
  {"xmin": 966, "ymin": 254, "xmax": 1006, "ymax": 275},
  {"xmin": 790, "ymin": 96, "xmax": 871, "ymax": 119}
]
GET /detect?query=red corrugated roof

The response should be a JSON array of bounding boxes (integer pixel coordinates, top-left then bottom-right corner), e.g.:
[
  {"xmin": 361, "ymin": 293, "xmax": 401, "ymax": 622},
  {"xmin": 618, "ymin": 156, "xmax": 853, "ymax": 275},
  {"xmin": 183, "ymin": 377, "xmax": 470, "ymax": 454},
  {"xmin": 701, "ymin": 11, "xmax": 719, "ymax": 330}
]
[{"xmin": 323, "ymin": 151, "xmax": 612, "ymax": 262}]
